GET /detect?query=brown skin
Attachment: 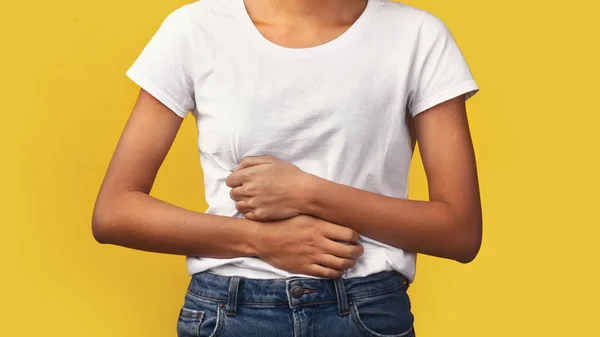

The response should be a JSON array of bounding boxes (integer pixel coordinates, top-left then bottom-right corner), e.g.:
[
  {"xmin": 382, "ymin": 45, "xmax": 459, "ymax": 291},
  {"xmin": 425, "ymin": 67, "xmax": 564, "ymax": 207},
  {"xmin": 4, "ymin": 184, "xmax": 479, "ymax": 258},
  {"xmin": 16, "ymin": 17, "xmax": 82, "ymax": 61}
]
[
  {"xmin": 92, "ymin": 89, "xmax": 363, "ymax": 278},
  {"xmin": 93, "ymin": 0, "xmax": 372, "ymax": 278},
  {"xmin": 94, "ymin": 0, "xmax": 480, "ymax": 283},
  {"xmin": 244, "ymin": 0, "xmax": 369, "ymax": 48},
  {"xmin": 227, "ymin": 97, "xmax": 483, "ymax": 263}
]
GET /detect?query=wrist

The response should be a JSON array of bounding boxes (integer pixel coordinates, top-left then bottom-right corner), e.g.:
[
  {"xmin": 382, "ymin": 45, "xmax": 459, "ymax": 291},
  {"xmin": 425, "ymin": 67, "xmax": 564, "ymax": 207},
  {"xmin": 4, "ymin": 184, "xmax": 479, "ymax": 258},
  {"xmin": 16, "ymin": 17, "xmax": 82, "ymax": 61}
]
[
  {"xmin": 299, "ymin": 173, "xmax": 321, "ymax": 216},
  {"xmin": 241, "ymin": 218, "xmax": 265, "ymax": 258}
]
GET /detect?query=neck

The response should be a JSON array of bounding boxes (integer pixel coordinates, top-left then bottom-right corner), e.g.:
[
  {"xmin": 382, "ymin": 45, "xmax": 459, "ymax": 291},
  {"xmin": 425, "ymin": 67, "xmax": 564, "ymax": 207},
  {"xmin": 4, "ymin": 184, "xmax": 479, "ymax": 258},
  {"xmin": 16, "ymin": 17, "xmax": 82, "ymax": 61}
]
[{"xmin": 243, "ymin": 0, "xmax": 369, "ymax": 25}]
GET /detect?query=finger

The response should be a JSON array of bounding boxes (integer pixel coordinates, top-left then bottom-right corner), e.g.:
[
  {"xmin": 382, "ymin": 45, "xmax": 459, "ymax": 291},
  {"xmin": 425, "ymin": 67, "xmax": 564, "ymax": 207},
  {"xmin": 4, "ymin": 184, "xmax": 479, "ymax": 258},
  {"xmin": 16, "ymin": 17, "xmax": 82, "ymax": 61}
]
[
  {"xmin": 321, "ymin": 239, "xmax": 364, "ymax": 259},
  {"xmin": 233, "ymin": 156, "xmax": 273, "ymax": 172},
  {"xmin": 235, "ymin": 201, "xmax": 251, "ymax": 214},
  {"xmin": 316, "ymin": 254, "xmax": 357, "ymax": 271},
  {"xmin": 245, "ymin": 211, "xmax": 264, "ymax": 222},
  {"xmin": 225, "ymin": 171, "xmax": 244, "ymax": 188},
  {"xmin": 229, "ymin": 187, "xmax": 247, "ymax": 201},
  {"xmin": 307, "ymin": 264, "xmax": 345, "ymax": 279},
  {"xmin": 320, "ymin": 222, "xmax": 360, "ymax": 243}
]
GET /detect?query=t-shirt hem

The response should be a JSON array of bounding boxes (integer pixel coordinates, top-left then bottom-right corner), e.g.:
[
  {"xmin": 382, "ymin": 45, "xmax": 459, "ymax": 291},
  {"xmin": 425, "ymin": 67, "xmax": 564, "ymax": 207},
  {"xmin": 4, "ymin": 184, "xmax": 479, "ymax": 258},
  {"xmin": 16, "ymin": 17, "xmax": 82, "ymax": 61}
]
[
  {"xmin": 126, "ymin": 68, "xmax": 190, "ymax": 118},
  {"xmin": 410, "ymin": 80, "xmax": 479, "ymax": 117}
]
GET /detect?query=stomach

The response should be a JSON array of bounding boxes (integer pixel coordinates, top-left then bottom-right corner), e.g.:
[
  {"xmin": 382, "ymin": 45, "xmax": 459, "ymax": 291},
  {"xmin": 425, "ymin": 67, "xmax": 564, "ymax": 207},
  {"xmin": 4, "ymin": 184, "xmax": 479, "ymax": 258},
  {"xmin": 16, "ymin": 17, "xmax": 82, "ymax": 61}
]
[{"xmin": 186, "ymin": 236, "xmax": 417, "ymax": 281}]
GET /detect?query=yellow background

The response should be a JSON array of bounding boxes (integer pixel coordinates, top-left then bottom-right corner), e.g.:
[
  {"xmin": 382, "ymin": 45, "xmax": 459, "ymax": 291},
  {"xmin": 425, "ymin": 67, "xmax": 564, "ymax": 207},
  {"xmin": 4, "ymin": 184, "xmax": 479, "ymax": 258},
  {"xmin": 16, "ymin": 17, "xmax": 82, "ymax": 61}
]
[{"xmin": 1, "ymin": 0, "xmax": 598, "ymax": 336}]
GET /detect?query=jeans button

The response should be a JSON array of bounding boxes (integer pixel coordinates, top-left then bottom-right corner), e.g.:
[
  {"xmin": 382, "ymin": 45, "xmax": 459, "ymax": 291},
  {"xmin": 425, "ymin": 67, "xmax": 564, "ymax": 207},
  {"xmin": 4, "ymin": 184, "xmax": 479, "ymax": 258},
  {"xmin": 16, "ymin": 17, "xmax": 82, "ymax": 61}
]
[{"xmin": 291, "ymin": 286, "xmax": 304, "ymax": 299}]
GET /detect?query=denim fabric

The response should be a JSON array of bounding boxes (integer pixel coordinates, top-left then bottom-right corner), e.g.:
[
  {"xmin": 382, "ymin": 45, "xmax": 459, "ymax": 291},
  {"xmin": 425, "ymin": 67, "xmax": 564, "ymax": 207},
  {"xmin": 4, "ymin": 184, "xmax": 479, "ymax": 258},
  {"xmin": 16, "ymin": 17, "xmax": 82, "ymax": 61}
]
[{"xmin": 176, "ymin": 270, "xmax": 415, "ymax": 337}]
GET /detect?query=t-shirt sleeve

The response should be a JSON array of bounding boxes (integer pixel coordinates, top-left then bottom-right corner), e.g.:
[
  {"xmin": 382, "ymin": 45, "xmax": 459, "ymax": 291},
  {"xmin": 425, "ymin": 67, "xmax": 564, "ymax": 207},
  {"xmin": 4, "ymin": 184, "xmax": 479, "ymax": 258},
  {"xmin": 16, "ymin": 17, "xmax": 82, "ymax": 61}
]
[
  {"xmin": 407, "ymin": 12, "xmax": 479, "ymax": 117},
  {"xmin": 126, "ymin": 7, "xmax": 196, "ymax": 118}
]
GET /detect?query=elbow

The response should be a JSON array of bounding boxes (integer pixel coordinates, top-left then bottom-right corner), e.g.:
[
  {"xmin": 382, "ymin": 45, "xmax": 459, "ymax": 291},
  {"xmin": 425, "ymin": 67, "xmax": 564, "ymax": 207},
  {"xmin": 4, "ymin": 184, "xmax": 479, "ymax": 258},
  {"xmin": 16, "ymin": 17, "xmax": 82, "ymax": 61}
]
[
  {"xmin": 91, "ymin": 204, "xmax": 116, "ymax": 245},
  {"xmin": 455, "ymin": 245, "xmax": 480, "ymax": 264},
  {"xmin": 91, "ymin": 212, "xmax": 109, "ymax": 244},
  {"xmin": 453, "ymin": 220, "xmax": 483, "ymax": 264}
]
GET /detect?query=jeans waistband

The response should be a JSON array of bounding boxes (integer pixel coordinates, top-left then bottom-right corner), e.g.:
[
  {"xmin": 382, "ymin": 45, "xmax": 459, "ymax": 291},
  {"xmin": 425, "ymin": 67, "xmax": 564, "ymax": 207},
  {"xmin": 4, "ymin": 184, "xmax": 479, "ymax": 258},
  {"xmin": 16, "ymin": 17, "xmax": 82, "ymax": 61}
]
[{"xmin": 187, "ymin": 271, "xmax": 408, "ymax": 317}]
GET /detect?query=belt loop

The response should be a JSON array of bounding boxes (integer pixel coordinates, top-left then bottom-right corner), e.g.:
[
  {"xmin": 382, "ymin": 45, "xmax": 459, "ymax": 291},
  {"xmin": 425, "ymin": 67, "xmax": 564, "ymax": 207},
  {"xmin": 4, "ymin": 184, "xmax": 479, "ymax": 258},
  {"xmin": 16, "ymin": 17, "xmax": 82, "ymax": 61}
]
[
  {"xmin": 333, "ymin": 278, "xmax": 349, "ymax": 316},
  {"xmin": 226, "ymin": 277, "xmax": 241, "ymax": 317}
]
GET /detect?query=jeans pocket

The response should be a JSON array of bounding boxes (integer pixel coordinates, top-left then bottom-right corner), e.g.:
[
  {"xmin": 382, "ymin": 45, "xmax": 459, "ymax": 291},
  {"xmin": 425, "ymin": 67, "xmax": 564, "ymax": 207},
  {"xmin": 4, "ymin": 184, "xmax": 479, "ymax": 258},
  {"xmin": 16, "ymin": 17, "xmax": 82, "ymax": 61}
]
[
  {"xmin": 177, "ymin": 292, "xmax": 223, "ymax": 337},
  {"xmin": 349, "ymin": 285, "xmax": 415, "ymax": 337},
  {"xmin": 177, "ymin": 307, "xmax": 204, "ymax": 337}
]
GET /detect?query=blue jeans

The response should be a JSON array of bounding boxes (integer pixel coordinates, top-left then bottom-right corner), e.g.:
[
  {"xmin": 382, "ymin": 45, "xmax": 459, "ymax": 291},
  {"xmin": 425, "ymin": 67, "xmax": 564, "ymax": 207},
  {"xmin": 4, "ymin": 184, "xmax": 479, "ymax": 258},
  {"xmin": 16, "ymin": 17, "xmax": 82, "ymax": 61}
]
[{"xmin": 177, "ymin": 270, "xmax": 415, "ymax": 337}]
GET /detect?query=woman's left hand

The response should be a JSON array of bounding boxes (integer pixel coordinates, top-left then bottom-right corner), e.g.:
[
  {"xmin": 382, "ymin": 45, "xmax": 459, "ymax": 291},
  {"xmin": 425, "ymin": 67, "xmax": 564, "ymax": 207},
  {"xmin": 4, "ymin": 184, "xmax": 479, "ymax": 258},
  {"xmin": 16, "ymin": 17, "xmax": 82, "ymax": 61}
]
[{"xmin": 225, "ymin": 156, "xmax": 313, "ymax": 222}]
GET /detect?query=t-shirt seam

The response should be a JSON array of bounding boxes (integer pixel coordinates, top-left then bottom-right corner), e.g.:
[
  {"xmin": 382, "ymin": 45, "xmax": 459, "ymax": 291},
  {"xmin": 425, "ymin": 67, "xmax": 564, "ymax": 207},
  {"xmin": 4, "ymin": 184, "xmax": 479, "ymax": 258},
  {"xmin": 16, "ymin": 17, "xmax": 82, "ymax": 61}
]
[
  {"xmin": 126, "ymin": 69, "xmax": 190, "ymax": 118},
  {"xmin": 416, "ymin": 11, "xmax": 431, "ymax": 43},
  {"xmin": 181, "ymin": 4, "xmax": 198, "ymax": 103},
  {"xmin": 410, "ymin": 80, "xmax": 478, "ymax": 116},
  {"xmin": 405, "ymin": 10, "xmax": 433, "ymax": 110},
  {"xmin": 237, "ymin": 0, "xmax": 382, "ymax": 59}
]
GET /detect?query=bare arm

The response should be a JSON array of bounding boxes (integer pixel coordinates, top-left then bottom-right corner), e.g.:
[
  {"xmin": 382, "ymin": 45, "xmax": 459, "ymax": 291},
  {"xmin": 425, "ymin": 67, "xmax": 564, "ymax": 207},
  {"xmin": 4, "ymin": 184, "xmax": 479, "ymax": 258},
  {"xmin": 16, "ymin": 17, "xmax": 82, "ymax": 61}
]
[
  {"xmin": 227, "ymin": 96, "xmax": 482, "ymax": 263},
  {"xmin": 305, "ymin": 97, "xmax": 482, "ymax": 263},
  {"xmin": 92, "ymin": 89, "xmax": 363, "ymax": 277},
  {"xmin": 92, "ymin": 89, "xmax": 259, "ymax": 258}
]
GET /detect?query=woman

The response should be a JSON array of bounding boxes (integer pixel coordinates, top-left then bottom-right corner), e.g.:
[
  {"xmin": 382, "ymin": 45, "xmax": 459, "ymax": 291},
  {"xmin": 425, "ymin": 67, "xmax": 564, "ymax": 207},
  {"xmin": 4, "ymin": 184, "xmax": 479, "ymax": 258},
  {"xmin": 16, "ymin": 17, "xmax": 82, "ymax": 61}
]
[{"xmin": 92, "ymin": 0, "xmax": 482, "ymax": 336}]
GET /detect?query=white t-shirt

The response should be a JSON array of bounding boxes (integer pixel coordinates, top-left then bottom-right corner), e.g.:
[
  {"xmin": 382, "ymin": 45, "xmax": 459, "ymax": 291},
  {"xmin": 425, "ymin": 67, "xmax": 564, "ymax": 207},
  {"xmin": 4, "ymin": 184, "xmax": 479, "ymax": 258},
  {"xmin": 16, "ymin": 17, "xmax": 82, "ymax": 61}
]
[{"xmin": 126, "ymin": 0, "xmax": 478, "ymax": 282}]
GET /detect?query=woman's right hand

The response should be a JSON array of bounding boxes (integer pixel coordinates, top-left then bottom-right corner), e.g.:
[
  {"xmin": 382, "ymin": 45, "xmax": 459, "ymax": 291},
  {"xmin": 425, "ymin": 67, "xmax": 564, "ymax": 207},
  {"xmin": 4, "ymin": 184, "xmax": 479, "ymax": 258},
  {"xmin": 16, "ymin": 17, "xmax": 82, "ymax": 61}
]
[{"xmin": 254, "ymin": 215, "xmax": 364, "ymax": 278}]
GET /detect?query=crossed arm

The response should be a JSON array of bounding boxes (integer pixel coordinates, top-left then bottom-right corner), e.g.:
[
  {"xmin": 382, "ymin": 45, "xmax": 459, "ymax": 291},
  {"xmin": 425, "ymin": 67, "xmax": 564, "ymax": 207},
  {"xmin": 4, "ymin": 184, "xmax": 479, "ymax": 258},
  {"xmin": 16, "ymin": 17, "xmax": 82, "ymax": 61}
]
[
  {"xmin": 227, "ymin": 96, "xmax": 482, "ymax": 263},
  {"xmin": 92, "ymin": 89, "xmax": 481, "ymax": 278}
]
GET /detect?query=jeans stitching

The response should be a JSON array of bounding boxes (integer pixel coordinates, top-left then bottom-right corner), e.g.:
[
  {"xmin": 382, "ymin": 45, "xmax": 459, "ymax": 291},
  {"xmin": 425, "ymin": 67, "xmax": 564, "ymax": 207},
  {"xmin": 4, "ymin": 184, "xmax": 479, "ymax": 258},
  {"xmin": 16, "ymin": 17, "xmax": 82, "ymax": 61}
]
[
  {"xmin": 179, "ymin": 307, "xmax": 205, "ymax": 321},
  {"xmin": 188, "ymin": 285, "xmax": 406, "ymax": 306},
  {"xmin": 187, "ymin": 279, "xmax": 407, "ymax": 306},
  {"xmin": 187, "ymin": 289, "xmax": 291, "ymax": 305},
  {"xmin": 207, "ymin": 304, "xmax": 222, "ymax": 337},
  {"xmin": 347, "ymin": 284, "xmax": 407, "ymax": 301},
  {"xmin": 350, "ymin": 301, "xmax": 415, "ymax": 337},
  {"xmin": 177, "ymin": 308, "xmax": 204, "ymax": 337}
]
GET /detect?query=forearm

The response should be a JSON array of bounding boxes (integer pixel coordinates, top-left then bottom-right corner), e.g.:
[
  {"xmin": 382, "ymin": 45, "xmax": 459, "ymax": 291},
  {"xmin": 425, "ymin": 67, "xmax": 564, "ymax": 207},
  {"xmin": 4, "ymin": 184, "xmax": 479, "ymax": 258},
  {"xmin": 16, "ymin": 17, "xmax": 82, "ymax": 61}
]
[
  {"xmin": 303, "ymin": 177, "xmax": 482, "ymax": 263},
  {"xmin": 92, "ymin": 191, "xmax": 259, "ymax": 258}
]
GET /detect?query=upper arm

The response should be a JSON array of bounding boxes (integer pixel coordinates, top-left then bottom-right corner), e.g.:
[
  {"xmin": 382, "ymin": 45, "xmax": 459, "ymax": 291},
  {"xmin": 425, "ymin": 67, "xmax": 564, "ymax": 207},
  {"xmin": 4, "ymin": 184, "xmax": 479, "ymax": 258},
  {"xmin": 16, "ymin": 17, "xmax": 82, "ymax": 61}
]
[
  {"xmin": 414, "ymin": 96, "xmax": 482, "ymax": 226},
  {"xmin": 408, "ymin": 11, "xmax": 481, "ymax": 229},
  {"xmin": 97, "ymin": 6, "xmax": 196, "ymax": 202},
  {"xmin": 95, "ymin": 89, "xmax": 184, "ymax": 203}
]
